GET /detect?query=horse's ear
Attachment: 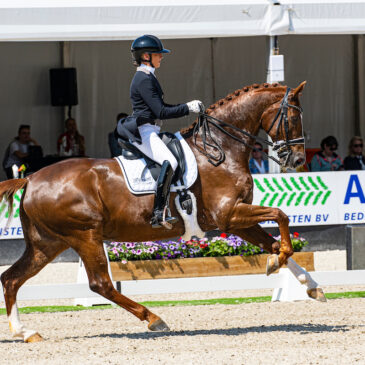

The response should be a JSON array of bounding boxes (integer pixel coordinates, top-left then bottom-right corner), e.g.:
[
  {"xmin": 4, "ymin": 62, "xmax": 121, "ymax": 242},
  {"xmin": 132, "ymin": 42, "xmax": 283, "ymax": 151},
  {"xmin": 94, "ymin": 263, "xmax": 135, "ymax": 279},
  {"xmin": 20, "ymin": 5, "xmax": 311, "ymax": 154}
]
[{"xmin": 292, "ymin": 81, "xmax": 306, "ymax": 99}]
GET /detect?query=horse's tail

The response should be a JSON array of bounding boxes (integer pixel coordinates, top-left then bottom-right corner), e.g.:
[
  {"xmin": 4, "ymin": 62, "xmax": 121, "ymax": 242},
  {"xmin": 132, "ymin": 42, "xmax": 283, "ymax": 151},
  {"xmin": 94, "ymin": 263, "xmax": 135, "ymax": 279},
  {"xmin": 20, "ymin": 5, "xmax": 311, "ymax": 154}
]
[{"xmin": 0, "ymin": 178, "xmax": 28, "ymax": 217}]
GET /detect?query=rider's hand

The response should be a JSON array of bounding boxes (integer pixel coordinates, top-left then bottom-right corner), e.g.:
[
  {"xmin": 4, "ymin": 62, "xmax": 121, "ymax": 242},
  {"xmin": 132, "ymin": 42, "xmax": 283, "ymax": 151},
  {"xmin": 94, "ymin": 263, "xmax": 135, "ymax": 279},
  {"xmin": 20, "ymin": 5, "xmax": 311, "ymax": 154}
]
[{"xmin": 186, "ymin": 100, "xmax": 204, "ymax": 113}]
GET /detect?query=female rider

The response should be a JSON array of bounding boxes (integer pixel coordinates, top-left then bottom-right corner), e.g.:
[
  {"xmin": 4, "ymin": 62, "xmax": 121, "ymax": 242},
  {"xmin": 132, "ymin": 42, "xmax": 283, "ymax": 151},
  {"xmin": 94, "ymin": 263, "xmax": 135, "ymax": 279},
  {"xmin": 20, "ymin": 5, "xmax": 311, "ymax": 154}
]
[{"xmin": 117, "ymin": 35, "xmax": 203, "ymax": 229}]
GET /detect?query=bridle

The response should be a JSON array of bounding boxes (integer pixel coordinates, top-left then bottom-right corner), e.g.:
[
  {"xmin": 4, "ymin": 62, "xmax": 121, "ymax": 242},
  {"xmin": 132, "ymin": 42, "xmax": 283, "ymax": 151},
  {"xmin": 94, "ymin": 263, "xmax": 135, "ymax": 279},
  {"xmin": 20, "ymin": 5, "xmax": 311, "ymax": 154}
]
[
  {"xmin": 266, "ymin": 87, "xmax": 304, "ymax": 166},
  {"xmin": 193, "ymin": 87, "xmax": 304, "ymax": 167}
]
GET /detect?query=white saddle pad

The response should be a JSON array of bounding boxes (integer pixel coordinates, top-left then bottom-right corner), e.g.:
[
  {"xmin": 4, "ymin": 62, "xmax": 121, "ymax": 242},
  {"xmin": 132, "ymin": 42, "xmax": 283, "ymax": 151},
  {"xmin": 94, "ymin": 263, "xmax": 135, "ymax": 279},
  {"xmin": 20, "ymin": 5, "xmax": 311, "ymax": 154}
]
[{"xmin": 114, "ymin": 132, "xmax": 198, "ymax": 195}]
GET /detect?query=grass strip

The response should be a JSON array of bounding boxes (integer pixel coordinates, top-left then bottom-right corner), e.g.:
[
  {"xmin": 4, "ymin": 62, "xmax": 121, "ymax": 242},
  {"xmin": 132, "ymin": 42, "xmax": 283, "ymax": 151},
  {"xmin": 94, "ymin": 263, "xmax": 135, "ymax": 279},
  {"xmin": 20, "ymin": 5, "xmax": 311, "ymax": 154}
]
[
  {"xmin": 0, "ymin": 291, "xmax": 363, "ymax": 315},
  {"xmin": 324, "ymin": 291, "xmax": 365, "ymax": 300}
]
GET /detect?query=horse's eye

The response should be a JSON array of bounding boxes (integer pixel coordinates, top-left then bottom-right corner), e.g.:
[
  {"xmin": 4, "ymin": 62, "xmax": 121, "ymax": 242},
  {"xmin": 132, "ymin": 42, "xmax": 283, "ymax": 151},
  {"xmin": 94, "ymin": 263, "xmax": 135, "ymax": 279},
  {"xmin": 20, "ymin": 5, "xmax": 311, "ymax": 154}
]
[{"xmin": 292, "ymin": 115, "xmax": 300, "ymax": 123}]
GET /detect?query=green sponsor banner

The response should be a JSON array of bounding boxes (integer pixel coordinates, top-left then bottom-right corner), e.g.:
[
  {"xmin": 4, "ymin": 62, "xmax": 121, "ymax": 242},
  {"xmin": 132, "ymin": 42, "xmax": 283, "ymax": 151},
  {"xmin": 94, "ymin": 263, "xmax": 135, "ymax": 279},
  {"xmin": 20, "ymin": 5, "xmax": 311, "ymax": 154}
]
[
  {"xmin": 254, "ymin": 175, "xmax": 331, "ymax": 207},
  {"xmin": 253, "ymin": 171, "xmax": 365, "ymax": 227}
]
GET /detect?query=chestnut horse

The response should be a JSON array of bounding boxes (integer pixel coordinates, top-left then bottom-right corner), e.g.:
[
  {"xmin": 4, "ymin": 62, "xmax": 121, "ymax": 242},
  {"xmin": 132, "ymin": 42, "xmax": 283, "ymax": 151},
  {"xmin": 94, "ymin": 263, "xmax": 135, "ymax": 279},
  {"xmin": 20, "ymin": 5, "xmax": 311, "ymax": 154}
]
[{"xmin": 1, "ymin": 81, "xmax": 320, "ymax": 342}]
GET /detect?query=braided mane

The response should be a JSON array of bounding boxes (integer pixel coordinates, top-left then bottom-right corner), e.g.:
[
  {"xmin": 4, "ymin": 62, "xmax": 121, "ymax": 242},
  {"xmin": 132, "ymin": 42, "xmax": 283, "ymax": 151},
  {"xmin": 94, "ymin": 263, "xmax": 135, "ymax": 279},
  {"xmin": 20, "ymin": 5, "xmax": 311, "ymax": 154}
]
[{"xmin": 181, "ymin": 82, "xmax": 283, "ymax": 136}]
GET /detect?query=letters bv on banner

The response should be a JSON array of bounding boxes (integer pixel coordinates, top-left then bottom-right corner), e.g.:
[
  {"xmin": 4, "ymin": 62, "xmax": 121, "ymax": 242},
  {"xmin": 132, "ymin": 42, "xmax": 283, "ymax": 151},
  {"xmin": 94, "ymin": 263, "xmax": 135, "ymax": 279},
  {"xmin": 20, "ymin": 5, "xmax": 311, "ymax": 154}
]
[
  {"xmin": 252, "ymin": 171, "xmax": 365, "ymax": 227},
  {"xmin": 0, "ymin": 171, "xmax": 365, "ymax": 239}
]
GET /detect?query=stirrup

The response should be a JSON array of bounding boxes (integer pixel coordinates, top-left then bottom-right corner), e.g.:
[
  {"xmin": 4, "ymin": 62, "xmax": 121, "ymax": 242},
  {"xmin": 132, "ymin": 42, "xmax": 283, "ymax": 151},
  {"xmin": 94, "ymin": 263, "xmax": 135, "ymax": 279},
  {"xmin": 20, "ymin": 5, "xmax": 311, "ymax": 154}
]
[{"xmin": 150, "ymin": 207, "xmax": 178, "ymax": 230}]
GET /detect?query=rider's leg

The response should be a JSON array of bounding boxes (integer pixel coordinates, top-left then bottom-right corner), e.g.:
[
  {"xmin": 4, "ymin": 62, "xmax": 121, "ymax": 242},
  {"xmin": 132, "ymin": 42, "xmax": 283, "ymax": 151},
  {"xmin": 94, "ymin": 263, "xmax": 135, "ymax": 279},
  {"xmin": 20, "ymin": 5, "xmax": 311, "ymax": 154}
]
[
  {"xmin": 133, "ymin": 124, "xmax": 178, "ymax": 170},
  {"xmin": 133, "ymin": 124, "xmax": 178, "ymax": 228},
  {"xmin": 150, "ymin": 160, "xmax": 178, "ymax": 228}
]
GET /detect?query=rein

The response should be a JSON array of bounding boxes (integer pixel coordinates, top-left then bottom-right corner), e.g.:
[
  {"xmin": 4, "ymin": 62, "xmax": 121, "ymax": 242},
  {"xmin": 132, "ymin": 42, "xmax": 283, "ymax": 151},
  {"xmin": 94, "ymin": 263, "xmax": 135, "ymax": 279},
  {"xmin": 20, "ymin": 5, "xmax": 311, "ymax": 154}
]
[{"xmin": 193, "ymin": 87, "xmax": 305, "ymax": 167}]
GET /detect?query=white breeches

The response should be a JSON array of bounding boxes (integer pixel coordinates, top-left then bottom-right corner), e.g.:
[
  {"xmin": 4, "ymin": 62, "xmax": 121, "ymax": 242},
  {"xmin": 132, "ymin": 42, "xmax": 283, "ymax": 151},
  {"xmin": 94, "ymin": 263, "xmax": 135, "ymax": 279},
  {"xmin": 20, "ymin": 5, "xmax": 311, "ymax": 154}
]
[{"xmin": 133, "ymin": 123, "xmax": 178, "ymax": 171}]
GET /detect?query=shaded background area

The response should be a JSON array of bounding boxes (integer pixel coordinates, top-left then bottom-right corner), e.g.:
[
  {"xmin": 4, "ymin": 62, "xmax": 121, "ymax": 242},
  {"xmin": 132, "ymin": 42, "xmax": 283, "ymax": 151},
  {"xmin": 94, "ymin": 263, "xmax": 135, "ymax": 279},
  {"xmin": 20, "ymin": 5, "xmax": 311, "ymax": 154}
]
[{"xmin": 0, "ymin": 35, "xmax": 362, "ymax": 180}]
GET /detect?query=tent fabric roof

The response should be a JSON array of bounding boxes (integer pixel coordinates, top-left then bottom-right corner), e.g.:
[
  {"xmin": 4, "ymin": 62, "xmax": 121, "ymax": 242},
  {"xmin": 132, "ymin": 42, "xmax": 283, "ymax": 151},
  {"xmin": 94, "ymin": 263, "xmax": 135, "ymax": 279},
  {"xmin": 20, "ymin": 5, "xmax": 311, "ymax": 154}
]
[{"xmin": 1, "ymin": 0, "xmax": 365, "ymax": 41}]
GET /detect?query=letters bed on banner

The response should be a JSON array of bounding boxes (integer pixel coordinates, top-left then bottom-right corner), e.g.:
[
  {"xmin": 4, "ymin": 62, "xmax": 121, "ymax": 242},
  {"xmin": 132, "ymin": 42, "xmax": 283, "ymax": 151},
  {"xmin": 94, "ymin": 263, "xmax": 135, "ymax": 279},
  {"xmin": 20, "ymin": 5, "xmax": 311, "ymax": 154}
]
[
  {"xmin": 253, "ymin": 171, "xmax": 365, "ymax": 227},
  {"xmin": 0, "ymin": 171, "xmax": 364, "ymax": 239}
]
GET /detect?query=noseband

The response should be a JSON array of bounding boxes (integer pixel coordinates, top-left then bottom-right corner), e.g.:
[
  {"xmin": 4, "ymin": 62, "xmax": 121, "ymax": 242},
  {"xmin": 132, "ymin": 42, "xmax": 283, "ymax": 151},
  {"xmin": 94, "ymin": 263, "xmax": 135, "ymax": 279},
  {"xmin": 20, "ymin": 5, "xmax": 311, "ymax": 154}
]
[
  {"xmin": 265, "ymin": 87, "xmax": 305, "ymax": 166},
  {"xmin": 193, "ymin": 87, "xmax": 304, "ymax": 167}
]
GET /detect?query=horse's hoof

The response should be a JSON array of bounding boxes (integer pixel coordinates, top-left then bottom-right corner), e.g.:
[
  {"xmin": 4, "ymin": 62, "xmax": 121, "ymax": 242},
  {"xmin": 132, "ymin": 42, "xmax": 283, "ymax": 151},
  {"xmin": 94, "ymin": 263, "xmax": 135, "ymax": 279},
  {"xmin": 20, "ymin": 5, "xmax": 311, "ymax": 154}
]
[
  {"xmin": 307, "ymin": 288, "xmax": 327, "ymax": 302},
  {"xmin": 266, "ymin": 254, "xmax": 279, "ymax": 276},
  {"xmin": 148, "ymin": 318, "xmax": 170, "ymax": 332},
  {"xmin": 25, "ymin": 333, "xmax": 44, "ymax": 343}
]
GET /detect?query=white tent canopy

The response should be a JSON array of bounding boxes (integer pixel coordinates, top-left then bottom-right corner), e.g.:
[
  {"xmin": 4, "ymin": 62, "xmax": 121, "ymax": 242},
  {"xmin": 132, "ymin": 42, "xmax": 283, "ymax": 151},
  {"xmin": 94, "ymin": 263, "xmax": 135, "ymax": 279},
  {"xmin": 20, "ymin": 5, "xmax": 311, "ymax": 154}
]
[{"xmin": 1, "ymin": 0, "xmax": 365, "ymax": 41}]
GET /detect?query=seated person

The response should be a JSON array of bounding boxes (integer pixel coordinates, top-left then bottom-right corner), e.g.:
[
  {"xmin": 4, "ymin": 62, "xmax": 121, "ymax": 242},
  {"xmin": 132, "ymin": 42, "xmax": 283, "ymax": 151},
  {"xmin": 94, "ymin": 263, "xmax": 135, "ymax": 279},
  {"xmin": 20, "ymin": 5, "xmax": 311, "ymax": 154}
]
[
  {"xmin": 249, "ymin": 142, "xmax": 268, "ymax": 174},
  {"xmin": 310, "ymin": 135, "xmax": 343, "ymax": 171},
  {"xmin": 108, "ymin": 112, "xmax": 128, "ymax": 157},
  {"xmin": 57, "ymin": 118, "xmax": 85, "ymax": 157},
  {"xmin": 3, "ymin": 125, "xmax": 40, "ymax": 179},
  {"xmin": 344, "ymin": 136, "xmax": 365, "ymax": 170}
]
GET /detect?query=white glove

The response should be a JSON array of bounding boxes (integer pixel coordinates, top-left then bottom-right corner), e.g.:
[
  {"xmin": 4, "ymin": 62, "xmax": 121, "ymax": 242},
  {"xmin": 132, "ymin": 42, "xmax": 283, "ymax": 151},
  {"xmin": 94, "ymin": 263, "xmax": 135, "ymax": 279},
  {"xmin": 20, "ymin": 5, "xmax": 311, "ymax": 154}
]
[{"xmin": 186, "ymin": 100, "xmax": 204, "ymax": 113}]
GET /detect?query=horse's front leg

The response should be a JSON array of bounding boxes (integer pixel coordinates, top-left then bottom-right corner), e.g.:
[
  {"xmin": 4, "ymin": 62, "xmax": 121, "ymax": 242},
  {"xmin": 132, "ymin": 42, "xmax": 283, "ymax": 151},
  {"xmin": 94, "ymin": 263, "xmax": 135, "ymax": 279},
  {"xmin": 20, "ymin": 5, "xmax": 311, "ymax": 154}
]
[
  {"xmin": 286, "ymin": 258, "xmax": 326, "ymax": 302},
  {"xmin": 230, "ymin": 225, "xmax": 326, "ymax": 301},
  {"xmin": 225, "ymin": 203, "xmax": 293, "ymax": 274}
]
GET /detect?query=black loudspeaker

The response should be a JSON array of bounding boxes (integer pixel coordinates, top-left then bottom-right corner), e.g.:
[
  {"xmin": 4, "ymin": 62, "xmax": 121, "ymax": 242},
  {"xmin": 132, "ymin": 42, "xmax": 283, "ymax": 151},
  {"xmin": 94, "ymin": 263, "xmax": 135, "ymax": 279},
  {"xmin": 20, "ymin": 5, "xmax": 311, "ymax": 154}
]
[{"xmin": 49, "ymin": 68, "xmax": 78, "ymax": 106}]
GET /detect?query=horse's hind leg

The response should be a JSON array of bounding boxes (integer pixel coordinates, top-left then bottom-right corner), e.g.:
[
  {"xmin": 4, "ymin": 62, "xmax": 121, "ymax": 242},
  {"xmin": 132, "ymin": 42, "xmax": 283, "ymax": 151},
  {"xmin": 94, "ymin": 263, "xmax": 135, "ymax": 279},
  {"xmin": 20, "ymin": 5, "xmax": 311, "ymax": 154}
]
[
  {"xmin": 1, "ymin": 217, "xmax": 68, "ymax": 342},
  {"xmin": 72, "ymin": 236, "xmax": 169, "ymax": 332}
]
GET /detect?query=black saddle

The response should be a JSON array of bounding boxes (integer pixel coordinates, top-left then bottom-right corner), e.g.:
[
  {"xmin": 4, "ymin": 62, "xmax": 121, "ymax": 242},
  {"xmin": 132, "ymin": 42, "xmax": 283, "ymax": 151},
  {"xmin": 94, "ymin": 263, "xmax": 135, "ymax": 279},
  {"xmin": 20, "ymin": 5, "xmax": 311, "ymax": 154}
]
[{"xmin": 117, "ymin": 132, "xmax": 186, "ymax": 185}]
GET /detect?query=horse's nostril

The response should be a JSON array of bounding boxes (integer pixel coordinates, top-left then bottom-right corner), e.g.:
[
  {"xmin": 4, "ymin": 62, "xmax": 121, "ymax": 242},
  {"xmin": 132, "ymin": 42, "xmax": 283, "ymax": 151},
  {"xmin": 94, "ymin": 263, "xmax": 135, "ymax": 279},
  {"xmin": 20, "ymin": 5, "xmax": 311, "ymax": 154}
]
[{"xmin": 295, "ymin": 158, "xmax": 304, "ymax": 166}]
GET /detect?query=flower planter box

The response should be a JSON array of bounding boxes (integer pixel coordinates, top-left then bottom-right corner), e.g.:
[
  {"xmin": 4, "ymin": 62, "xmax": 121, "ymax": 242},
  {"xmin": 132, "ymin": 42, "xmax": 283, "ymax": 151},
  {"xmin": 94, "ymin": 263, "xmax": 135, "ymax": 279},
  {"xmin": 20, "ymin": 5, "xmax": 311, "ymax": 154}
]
[{"xmin": 110, "ymin": 252, "xmax": 314, "ymax": 281}]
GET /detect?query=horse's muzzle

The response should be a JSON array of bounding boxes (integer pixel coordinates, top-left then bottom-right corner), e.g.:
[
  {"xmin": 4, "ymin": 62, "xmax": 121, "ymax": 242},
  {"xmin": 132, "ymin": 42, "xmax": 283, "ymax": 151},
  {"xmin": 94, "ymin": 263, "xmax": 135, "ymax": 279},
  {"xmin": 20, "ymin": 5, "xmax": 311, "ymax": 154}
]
[{"xmin": 291, "ymin": 152, "xmax": 306, "ymax": 169}]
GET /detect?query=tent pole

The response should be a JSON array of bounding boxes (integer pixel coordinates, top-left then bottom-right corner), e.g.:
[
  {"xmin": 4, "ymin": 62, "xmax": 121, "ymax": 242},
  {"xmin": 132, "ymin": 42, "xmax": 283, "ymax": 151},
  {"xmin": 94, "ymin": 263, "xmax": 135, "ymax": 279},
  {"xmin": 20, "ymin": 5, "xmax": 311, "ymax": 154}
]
[
  {"xmin": 267, "ymin": 36, "xmax": 281, "ymax": 174},
  {"xmin": 353, "ymin": 35, "xmax": 360, "ymax": 136},
  {"xmin": 355, "ymin": 35, "xmax": 365, "ymax": 138}
]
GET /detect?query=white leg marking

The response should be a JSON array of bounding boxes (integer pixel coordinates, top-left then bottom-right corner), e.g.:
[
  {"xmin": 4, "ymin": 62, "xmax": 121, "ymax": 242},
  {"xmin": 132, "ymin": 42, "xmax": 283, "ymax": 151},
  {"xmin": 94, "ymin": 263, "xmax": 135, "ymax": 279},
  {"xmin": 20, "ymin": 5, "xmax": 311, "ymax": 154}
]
[
  {"xmin": 175, "ymin": 191, "xmax": 205, "ymax": 241},
  {"xmin": 8, "ymin": 303, "xmax": 37, "ymax": 341},
  {"xmin": 287, "ymin": 258, "xmax": 318, "ymax": 290}
]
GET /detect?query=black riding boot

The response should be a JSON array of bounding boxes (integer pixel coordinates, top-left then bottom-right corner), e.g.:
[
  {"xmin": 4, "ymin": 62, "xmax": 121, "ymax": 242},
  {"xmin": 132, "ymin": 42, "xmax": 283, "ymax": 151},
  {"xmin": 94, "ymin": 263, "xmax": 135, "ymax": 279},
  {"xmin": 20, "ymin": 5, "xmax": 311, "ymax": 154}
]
[{"xmin": 151, "ymin": 160, "xmax": 178, "ymax": 229}]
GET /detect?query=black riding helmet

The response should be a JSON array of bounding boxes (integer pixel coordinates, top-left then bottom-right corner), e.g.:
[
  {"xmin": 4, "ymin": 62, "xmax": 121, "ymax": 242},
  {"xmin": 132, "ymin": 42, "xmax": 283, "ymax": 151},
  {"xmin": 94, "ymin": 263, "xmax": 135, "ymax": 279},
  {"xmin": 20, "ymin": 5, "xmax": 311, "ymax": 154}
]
[{"xmin": 131, "ymin": 35, "xmax": 170, "ymax": 67}]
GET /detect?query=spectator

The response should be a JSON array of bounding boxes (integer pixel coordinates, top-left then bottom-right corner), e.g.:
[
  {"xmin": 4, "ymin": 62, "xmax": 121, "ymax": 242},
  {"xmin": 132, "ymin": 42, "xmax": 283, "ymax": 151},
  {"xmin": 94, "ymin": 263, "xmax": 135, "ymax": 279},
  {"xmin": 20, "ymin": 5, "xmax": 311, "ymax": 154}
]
[
  {"xmin": 57, "ymin": 118, "xmax": 85, "ymax": 157},
  {"xmin": 344, "ymin": 136, "xmax": 365, "ymax": 170},
  {"xmin": 310, "ymin": 135, "xmax": 343, "ymax": 171},
  {"xmin": 249, "ymin": 142, "xmax": 268, "ymax": 174},
  {"xmin": 2, "ymin": 125, "xmax": 40, "ymax": 179},
  {"xmin": 108, "ymin": 112, "xmax": 127, "ymax": 157}
]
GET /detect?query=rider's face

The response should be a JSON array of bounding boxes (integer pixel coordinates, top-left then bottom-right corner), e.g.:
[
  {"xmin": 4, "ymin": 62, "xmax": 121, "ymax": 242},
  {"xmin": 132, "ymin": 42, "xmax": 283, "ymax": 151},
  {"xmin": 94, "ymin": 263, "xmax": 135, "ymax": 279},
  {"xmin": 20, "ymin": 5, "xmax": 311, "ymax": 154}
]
[
  {"xmin": 151, "ymin": 53, "xmax": 163, "ymax": 68},
  {"xmin": 142, "ymin": 53, "xmax": 163, "ymax": 68}
]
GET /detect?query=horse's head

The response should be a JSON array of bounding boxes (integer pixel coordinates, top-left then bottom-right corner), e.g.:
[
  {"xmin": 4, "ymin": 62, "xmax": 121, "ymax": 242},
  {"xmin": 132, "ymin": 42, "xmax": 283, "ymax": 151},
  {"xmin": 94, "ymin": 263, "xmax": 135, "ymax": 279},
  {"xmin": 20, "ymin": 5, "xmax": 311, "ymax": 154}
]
[{"xmin": 261, "ymin": 82, "xmax": 306, "ymax": 169}]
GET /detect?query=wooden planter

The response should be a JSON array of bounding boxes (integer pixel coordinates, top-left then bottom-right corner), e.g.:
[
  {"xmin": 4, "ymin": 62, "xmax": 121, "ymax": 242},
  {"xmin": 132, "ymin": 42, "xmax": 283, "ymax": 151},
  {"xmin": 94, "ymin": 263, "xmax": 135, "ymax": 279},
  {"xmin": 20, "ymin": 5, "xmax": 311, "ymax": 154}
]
[{"xmin": 110, "ymin": 252, "xmax": 314, "ymax": 281}]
